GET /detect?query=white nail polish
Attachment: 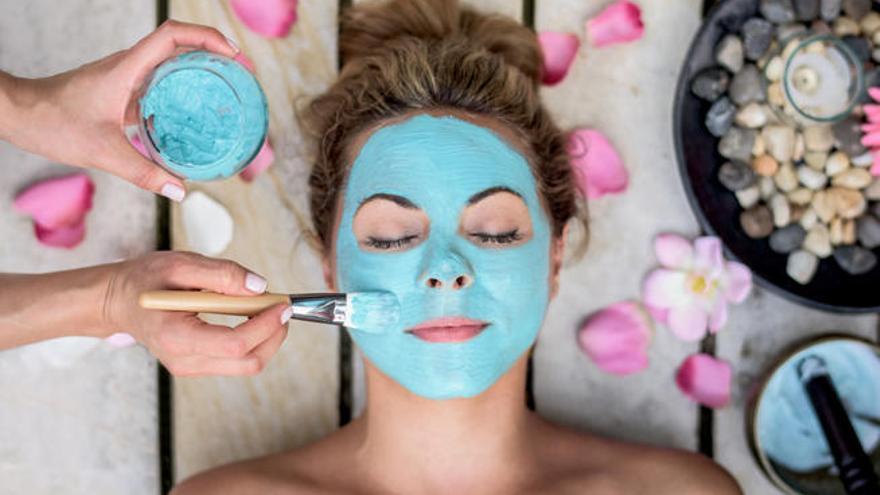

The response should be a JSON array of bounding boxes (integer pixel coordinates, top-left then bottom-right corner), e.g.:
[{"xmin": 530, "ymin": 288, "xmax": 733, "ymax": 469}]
[
  {"xmin": 245, "ymin": 272, "xmax": 268, "ymax": 293},
  {"xmin": 280, "ymin": 305, "xmax": 294, "ymax": 325},
  {"xmin": 225, "ymin": 35, "xmax": 241, "ymax": 53},
  {"xmin": 160, "ymin": 183, "xmax": 185, "ymax": 202}
]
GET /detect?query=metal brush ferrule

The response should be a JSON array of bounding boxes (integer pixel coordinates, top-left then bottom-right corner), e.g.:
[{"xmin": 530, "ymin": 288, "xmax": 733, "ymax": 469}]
[{"xmin": 288, "ymin": 293, "xmax": 346, "ymax": 325}]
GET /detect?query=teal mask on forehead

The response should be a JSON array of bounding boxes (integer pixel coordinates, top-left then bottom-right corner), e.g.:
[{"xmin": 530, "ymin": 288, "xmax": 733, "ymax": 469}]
[{"xmin": 335, "ymin": 114, "xmax": 552, "ymax": 399}]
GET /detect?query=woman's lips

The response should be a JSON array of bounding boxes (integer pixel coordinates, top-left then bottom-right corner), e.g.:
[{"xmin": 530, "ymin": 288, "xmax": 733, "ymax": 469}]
[{"xmin": 407, "ymin": 317, "xmax": 488, "ymax": 343}]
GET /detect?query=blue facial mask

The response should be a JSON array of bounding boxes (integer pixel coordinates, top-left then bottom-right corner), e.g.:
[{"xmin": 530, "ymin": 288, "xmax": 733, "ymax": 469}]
[{"xmin": 335, "ymin": 114, "xmax": 552, "ymax": 399}]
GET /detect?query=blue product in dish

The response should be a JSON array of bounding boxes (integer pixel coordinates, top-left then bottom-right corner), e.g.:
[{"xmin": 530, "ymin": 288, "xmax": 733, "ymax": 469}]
[{"xmin": 138, "ymin": 50, "xmax": 268, "ymax": 181}]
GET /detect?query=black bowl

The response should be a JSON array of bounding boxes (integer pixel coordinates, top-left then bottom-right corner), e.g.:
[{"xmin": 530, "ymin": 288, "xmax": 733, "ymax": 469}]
[{"xmin": 673, "ymin": 0, "xmax": 880, "ymax": 313}]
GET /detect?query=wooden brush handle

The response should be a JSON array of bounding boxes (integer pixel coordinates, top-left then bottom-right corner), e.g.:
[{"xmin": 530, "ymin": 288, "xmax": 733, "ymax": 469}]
[{"xmin": 139, "ymin": 290, "xmax": 289, "ymax": 317}]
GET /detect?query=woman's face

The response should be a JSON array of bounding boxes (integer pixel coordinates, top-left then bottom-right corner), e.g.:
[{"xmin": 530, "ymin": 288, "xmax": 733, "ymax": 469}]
[{"xmin": 325, "ymin": 111, "xmax": 563, "ymax": 400}]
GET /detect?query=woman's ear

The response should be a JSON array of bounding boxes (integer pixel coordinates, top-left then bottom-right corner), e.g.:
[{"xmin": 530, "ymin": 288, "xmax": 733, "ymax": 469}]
[{"xmin": 549, "ymin": 223, "xmax": 569, "ymax": 299}]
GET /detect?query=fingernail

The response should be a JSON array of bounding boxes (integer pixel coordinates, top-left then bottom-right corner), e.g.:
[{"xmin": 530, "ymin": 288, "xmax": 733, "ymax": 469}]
[
  {"xmin": 160, "ymin": 183, "xmax": 185, "ymax": 202},
  {"xmin": 280, "ymin": 305, "xmax": 294, "ymax": 325},
  {"xmin": 245, "ymin": 272, "xmax": 268, "ymax": 293},
  {"xmin": 225, "ymin": 35, "xmax": 241, "ymax": 53},
  {"xmin": 105, "ymin": 332, "xmax": 137, "ymax": 348}
]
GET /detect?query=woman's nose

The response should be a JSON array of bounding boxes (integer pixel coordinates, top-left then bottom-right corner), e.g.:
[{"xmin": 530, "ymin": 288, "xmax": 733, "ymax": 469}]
[{"xmin": 420, "ymin": 249, "xmax": 474, "ymax": 290}]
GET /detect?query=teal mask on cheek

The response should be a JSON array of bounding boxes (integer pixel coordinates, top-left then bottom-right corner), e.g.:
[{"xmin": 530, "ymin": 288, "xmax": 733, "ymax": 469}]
[{"xmin": 335, "ymin": 114, "xmax": 552, "ymax": 399}]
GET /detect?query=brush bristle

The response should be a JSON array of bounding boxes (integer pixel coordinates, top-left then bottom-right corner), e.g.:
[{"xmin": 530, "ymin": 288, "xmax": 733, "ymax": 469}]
[{"xmin": 345, "ymin": 291, "xmax": 400, "ymax": 333}]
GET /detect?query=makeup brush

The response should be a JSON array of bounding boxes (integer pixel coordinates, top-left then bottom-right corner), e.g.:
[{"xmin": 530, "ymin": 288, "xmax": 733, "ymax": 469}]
[{"xmin": 138, "ymin": 290, "xmax": 399, "ymax": 333}]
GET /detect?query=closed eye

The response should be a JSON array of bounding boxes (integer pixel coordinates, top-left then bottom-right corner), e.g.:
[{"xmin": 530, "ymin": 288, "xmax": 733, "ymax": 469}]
[
  {"xmin": 468, "ymin": 229, "xmax": 523, "ymax": 245},
  {"xmin": 364, "ymin": 234, "xmax": 420, "ymax": 250}
]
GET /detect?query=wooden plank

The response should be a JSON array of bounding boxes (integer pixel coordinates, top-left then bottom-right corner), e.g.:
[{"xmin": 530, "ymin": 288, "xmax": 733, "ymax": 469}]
[
  {"xmin": 0, "ymin": 1, "xmax": 158, "ymax": 493},
  {"xmin": 533, "ymin": 0, "xmax": 706, "ymax": 450},
  {"xmin": 167, "ymin": 0, "xmax": 341, "ymax": 482}
]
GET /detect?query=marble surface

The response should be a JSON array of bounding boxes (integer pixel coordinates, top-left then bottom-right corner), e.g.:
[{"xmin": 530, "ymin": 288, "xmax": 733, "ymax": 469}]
[
  {"xmin": 0, "ymin": 1, "xmax": 159, "ymax": 493},
  {"xmin": 168, "ymin": 0, "xmax": 341, "ymax": 482}
]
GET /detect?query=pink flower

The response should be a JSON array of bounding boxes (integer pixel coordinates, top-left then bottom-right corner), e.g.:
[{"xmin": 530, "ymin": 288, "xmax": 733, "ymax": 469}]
[
  {"xmin": 642, "ymin": 234, "xmax": 752, "ymax": 341},
  {"xmin": 675, "ymin": 353, "xmax": 732, "ymax": 408},
  {"xmin": 538, "ymin": 31, "xmax": 580, "ymax": 86},
  {"xmin": 567, "ymin": 128, "xmax": 628, "ymax": 200},
  {"xmin": 578, "ymin": 301, "xmax": 653, "ymax": 375},
  {"xmin": 240, "ymin": 138, "xmax": 275, "ymax": 182},
  {"xmin": 230, "ymin": 0, "xmax": 298, "ymax": 38},
  {"xmin": 861, "ymin": 88, "xmax": 880, "ymax": 176},
  {"xmin": 13, "ymin": 173, "xmax": 95, "ymax": 249},
  {"xmin": 586, "ymin": 0, "xmax": 644, "ymax": 48}
]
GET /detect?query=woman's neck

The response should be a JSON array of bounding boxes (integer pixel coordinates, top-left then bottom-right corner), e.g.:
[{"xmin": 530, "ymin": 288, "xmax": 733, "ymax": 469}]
[{"xmin": 351, "ymin": 354, "xmax": 539, "ymax": 494}]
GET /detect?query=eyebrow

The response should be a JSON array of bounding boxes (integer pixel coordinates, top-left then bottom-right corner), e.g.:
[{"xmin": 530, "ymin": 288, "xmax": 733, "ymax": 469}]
[
  {"xmin": 358, "ymin": 193, "xmax": 419, "ymax": 210},
  {"xmin": 466, "ymin": 186, "xmax": 522, "ymax": 205}
]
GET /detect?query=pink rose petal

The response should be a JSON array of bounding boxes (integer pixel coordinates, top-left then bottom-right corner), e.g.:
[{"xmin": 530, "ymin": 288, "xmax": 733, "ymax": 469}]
[
  {"xmin": 642, "ymin": 268, "xmax": 689, "ymax": 308},
  {"xmin": 230, "ymin": 0, "xmax": 298, "ymax": 38},
  {"xmin": 645, "ymin": 304, "xmax": 669, "ymax": 325},
  {"xmin": 33, "ymin": 219, "xmax": 86, "ymax": 249},
  {"xmin": 872, "ymin": 152, "xmax": 880, "ymax": 177},
  {"xmin": 567, "ymin": 128, "xmax": 628, "ymax": 200},
  {"xmin": 667, "ymin": 304, "xmax": 708, "ymax": 341},
  {"xmin": 14, "ymin": 173, "xmax": 94, "ymax": 231},
  {"xmin": 654, "ymin": 233, "xmax": 694, "ymax": 270},
  {"xmin": 586, "ymin": 0, "xmax": 644, "ymax": 48},
  {"xmin": 861, "ymin": 123, "xmax": 880, "ymax": 134},
  {"xmin": 235, "ymin": 52, "xmax": 256, "ymax": 72},
  {"xmin": 724, "ymin": 261, "xmax": 752, "ymax": 303},
  {"xmin": 865, "ymin": 105, "xmax": 880, "ymax": 123},
  {"xmin": 707, "ymin": 299, "xmax": 728, "ymax": 333},
  {"xmin": 577, "ymin": 301, "xmax": 652, "ymax": 375},
  {"xmin": 538, "ymin": 31, "xmax": 580, "ymax": 86},
  {"xmin": 862, "ymin": 132, "xmax": 880, "ymax": 148},
  {"xmin": 869, "ymin": 87, "xmax": 880, "ymax": 103},
  {"xmin": 675, "ymin": 353, "xmax": 732, "ymax": 408},
  {"xmin": 239, "ymin": 138, "xmax": 275, "ymax": 182}
]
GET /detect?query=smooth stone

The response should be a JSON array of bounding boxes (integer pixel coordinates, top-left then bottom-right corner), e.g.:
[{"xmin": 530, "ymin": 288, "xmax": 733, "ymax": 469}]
[
  {"xmin": 761, "ymin": 0, "xmax": 797, "ymax": 23},
  {"xmin": 804, "ymin": 150, "xmax": 829, "ymax": 170},
  {"xmin": 691, "ymin": 67, "xmax": 730, "ymax": 102},
  {"xmin": 768, "ymin": 81, "xmax": 786, "ymax": 106},
  {"xmin": 860, "ymin": 11, "xmax": 880, "ymax": 36},
  {"xmin": 743, "ymin": 18, "xmax": 775, "ymax": 60},
  {"xmin": 715, "ymin": 35, "xmax": 745, "ymax": 73},
  {"xmin": 828, "ymin": 186, "xmax": 867, "ymax": 218},
  {"xmin": 843, "ymin": 218, "xmax": 856, "ymax": 244},
  {"xmin": 803, "ymin": 125, "xmax": 834, "ymax": 152},
  {"xmin": 719, "ymin": 161, "xmax": 758, "ymax": 191},
  {"xmin": 800, "ymin": 207, "xmax": 819, "ymax": 229},
  {"xmin": 763, "ymin": 125, "xmax": 796, "ymax": 162},
  {"xmin": 753, "ymin": 154, "xmax": 780, "ymax": 176},
  {"xmin": 872, "ymin": 201, "xmax": 880, "ymax": 218},
  {"xmin": 788, "ymin": 187, "xmax": 814, "ymax": 205},
  {"xmin": 777, "ymin": 22, "xmax": 809, "ymax": 40},
  {"xmin": 770, "ymin": 193, "xmax": 792, "ymax": 227},
  {"xmin": 765, "ymin": 55, "xmax": 785, "ymax": 81},
  {"xmin": 833, "ymin": 16, "xmax": 862, "ymax": 36},
  {"xmin": 841, "ymin": 0, "xmax": 871, "ymax": 20},
  {"xmin": 842, "ymin": 35, "xmax": 871, "ymax": 63},
  {"xmin": 736, "ymin": 185, "xmax": 762, "ymax": 208},
  {"xmin": 770, "ymin": 224, "xmax": 808, "ymax": 253},
  {"xmin": 820, "ymin": 0, "xmax": 841, "ymax": 21},
  {"xmin": 741, "ymin": 205, "xmax": 775, "ymax": 238},
  {"xmin": 775, "ymin": 161, "xmax": 800, "ymax": 192},
  {"xmin": 811, "ymin": 19, "xmax": 833, "ymax": 34},
  {"xmin": 719, "ymin": 127, "xmax": 758, "ymax": 162},
  {"xmin": 865, "ymin": 180, "xmax": 880, "ymax": 200},
  {"xmin": 857, "ymin": 215, "xmax": 880, "ymax": 248},
  {"xmin": 830, "ymin": 217, "xmax": 844, "ymax": 245},
  {"xmin": 787, "ymin": 249, "xmax": 819, "ymax": 284},
  {"xmin": 794, "ymin": 132, "xmax": 805, "ymax": 162},
  {"xmin": 759, "ymin": 175, "xmax": 777, "ymax": 199},
  {"xmin": 735, "ymin": 102, "xmax": 771, "ymax": 128},
  {"xmin": 791, "ymin": 204, "xmax": 807, "ymax": 223},
  {"xmin": 825, "ymin": 150, "xmax": 851, "ymax": 176},
  {"xmin": 833, "ymin": 117, "xmax": 868, "ymax": 157},
  {"xmin": 753, "ymin": 134, "xmax": 767, "ymax": 156},
  {"xmin": 719, "ymin": 1, "xmax": 760, "ymax": 31},
  {"xmin": 859, "ymin": 67, "xmax": 880, "ymax": 104},
  {"xmin": 812, "ymin": 190, "xmax": 837, "ymax": 223},
  {"xmin": 797, "ymin": 165, "xmax": 829, "ymax": 190},
  {"xmin": 833, "ymin": 245, "xmax": 878, "ymax": 274},
  {"xmin": 804, "ymin": 223, "xmax": 833, "ymax": 257},
  {"xmin": 730, "ymin": 65, "xmax": 766, "ymax": 105},
  {"xmin": 705, "ymin": 97, "xmax": 736, "ymax": 137},
  {"xmin": 872, "ymin": 48, "xmax": 880, "ymax": 63},
  {"xmin": 793, "ymin": 0, "xmax": 820, "ymax": 20},
  {"xmin": 852, "ymin": 151, "xmax": 874, "ymax": 168},
  {"xmin": 831, "ymin": 168, "xmax": 872, "ymax": 189}
]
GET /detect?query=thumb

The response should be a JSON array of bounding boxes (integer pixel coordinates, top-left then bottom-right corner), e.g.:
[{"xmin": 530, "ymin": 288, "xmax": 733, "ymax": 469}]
[{"xmin": 103, "ymin": 133, "xmax": 187, "ymax": 201}]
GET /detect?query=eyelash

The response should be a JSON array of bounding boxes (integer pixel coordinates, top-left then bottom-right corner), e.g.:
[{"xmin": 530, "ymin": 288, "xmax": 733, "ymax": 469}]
[
  {"xmin": 364, "ymin": 229, "xmax": 523, "ymax": 250},
  {"xmin": 365, "ymin": 234, "xmax": 419, "ymax": 249}
]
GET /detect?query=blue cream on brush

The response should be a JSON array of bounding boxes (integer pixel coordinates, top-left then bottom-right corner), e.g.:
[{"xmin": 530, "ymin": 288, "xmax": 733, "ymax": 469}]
[{"xmin": 138, "ymin": 51, "xmax": 268, "ymax": 180}]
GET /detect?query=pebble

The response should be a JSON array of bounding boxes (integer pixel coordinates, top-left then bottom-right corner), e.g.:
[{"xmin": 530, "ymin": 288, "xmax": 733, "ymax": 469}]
[
  {"xmin": 812, "ymin": 19, "xmax": 833, "ymax": 34},
  {"xmin": 770, "ymin": 193, "xmax": 792, "ymax": 227},
  {"xmin": 743, "ymin": 18, "xmax": 775, "ymax": 60},
  {"xmin": 804, "ymin": 151, "xmax": 829, "ymax": 170},
  {"xmin": 833, "ymin": 245, "xmax": 877, "ymax": 274},
  {"xmin": 753, "ymin": 154, "xmax": 780, "ymax": 176},
  {"xmin": 787, "ymin": 249, "xmax": 819, "ymax": 284},
  {"xmin": 793, "ymin": 132, "xmax": 805, "ymax": 162},
  {"xmin": 843, "ymin": 218, "xmax": 856, "ymax": 244},
  {"xmin": 691, "ymin": 67, "xmax": 730, "ymax": 102},
  {"xmin": 824, "ymin": 151, "xmax": 851, "ymax": 176},
  {"xmin": 705, "ymin": 97, "xmax": 736, "ymax": 137},
  {"xmin": 800, "ymin": 207, "xmax": 819, "ymax": 229},
  {"xmin": 768, "ymin": 81, "xmax": 786, "ymax": 106},
  {"xmin": 719, "ymin": 161, "xmax": 757, "ymax": 191},
  {"xmin": 770, "ymin": 224, "xmax": 807, "ymax": 253},
  {"xmin": 774, "ymin": 161, "xmax": 800, "ymax": 192},
  {"xmin": 761, "ymin": 0, "xmax": 796, "ymax": 23},
  {"xmin": 820, "ymin": 0, "xmax": 841, "ymax": 22},
  {"xmin": 797, "ymin": 165, "xmax": 829, "ymax": 190},
  {"xmin": 777, "ymin": 22, "xmax": 809, "ymax": 40},
  {"xmin": 832, "ymin": 117, "xmax": 867, "ymax": 156},
  {"xmin": 852, "ymin": 151, "xmax": 874, "ymax": 167},
  {"xmin": 841, "ymin": 0, "xmax": 871, "ymax": 20},
  {"xmin": 741, "ymin": 205, "xmax": 775, "ymax": 238},
  {"xmin": 861, "ymin": 11, "xmax": 880, "ymax": 36},
  {"xmin": 788, "ymin": 187, "xmax": 814, "ymax": 205},
  {"xmin": 729, "ymin": 65, "xmax": 766, "ymax": 105},
  {"xmin": 715, "ymin": 35, "xmax": 745, "ymax": 73},
  {"xmin": 833, "ymin": 16, "xmax": 862, "ymax": 36},
  {"xmin": 736, "ymin": 103, "xmax": 771, "ymax": 128},
  {"xmin": 759, "ymin": 176, "xmax": 777, "ymax": 199},
  {"xmin": 872, "ymin": 48, "xmax": 880, "ymax": 63},
  {"xmin": 872, "ymin": 201, "xmax": 880, "ymax": 218},
  {"xmin": 830, "ymin": 217, "xmax": 844, "ymax": 245},
  {"xmin": 865, "ymin": 180, "xmax": 880, "ymax": 200},
  {"xmin": 791, "ymin": 204, "xmax": 807, "ymax": 223},
  {"xmin": 842, "ymin": 35, "xmax": 871, "ymax": 62},
  {"xmin": 793, "ymin": 0, "xmax": 820, "ymax": 20},
  {"xmin": 762, "ymin": 125, "xmax": 796, "ymax": 162},
  {"xmin": 804, "ymin": 223, "xmax": 833, "ymax": 257},
  {"xmin": 802, "ymin": 125, "xmax": 834, "ymax": 152},
  {"xmin": 736, "ymin": 185, "xmax": 761, "ymax": 208},
  {"xmin": 765, "ymin": 56, "xmax": 785, "ymax": 81},
  {"xmin": 752, "ymin": 134, "xmax": 767, "ymax": 156},
  {"xmin": 828, "ymin": 186, "xmax": 867, "ymax": 218},
  {"xmin": 719, "ymin": 1, "xmax": 760, "ymax": 31},
  {"xmin": 719, "ymin": 127, "xmax": 758, "ymax": 162},
  {"xmin": 831, "ymin": 168, "xmax": 872, "ymax": 189},
  {"xmin": 857, "ymin": 215, "xmax": 880, "ymax": 248},
  {"xmin": 811, "ymin": 189, "xmax": 837, "ymax": 223}
]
